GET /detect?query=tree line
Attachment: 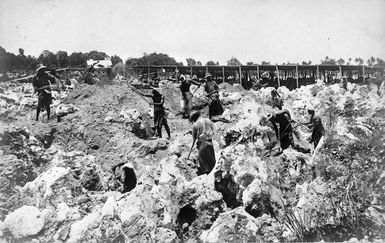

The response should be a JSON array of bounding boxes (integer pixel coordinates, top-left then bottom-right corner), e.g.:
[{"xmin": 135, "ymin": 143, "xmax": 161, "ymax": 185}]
[
  {"xmin": 184, "ymin": 56, "xmax": 385, "ymax": 67},
  {"xmin": 0, "ymin": 46, "xmax": 123, "ymax": 72},
  {"xmin": 1, "ymin": 46, "xmax": 384, "ymax": 73}
]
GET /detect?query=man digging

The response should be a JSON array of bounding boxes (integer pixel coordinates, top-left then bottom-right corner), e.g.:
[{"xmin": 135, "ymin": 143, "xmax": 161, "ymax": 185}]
[
  {"xmin": 266, "ymin": 109, "xmax": 295, "ymax": 155},
  {"xmin": 202, "ymin": 73, "xmax": 224, "ymax": 120},
  {"xmin": 303, "ymin": 105, "xmax": 325, "ymax": 150},
  {"xmin": 188, "ymin": 111, "xmax": 216, "ymax": 175},
  {"xmin": 32, "ymin": 64, "xmax": 56, "ymax": 121},
  {"xmin": 136, "ymin": 86, "xmax": 171, "ymax": 139},
  {"xmin": 178, "ymin": 74, "xmax": 200, "ymax": 119}
]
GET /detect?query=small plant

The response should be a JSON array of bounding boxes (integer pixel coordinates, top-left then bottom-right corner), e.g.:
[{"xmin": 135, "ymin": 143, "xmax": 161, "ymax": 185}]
[{"xmin": 280, "ymin": 207, "xmax": 321, "ymax": 241}]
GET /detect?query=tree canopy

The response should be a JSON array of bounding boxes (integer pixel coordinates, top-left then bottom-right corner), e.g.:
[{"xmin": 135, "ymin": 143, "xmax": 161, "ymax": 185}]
[
  {"xmin": 0, "ymin": 46, "xmax": 123, "ymax": 72},
  {"xmin": 0, "ymin": 46, "xmax": 384, "ymax": 73},
  {"xmin": 321, "ymin": 56, "xmax": 337, "ymax": 65},
  {"xmin": 337, "ymin": 58, "xmax": 345, "ymax": 65},
  {"xmin": 227, "ymin": 57, "xmax": 242, "ymax": 66},
  {"xmin": 125, "ymin": 52, "xmax": 182, "ymax": 66},
  {"xmin": 206, "ymin": 61, "xmax": 219, "ymax": 66},
  {"xmin": 111, "ymin": 55, "xmax": 123, "ymax": 66}
]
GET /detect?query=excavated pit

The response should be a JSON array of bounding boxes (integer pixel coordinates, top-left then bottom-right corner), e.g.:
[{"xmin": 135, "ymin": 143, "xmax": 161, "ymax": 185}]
[
  {"xmin": 121, "ymin": 166, "xmax": 137, "ymax": 193},
  {"xmin": 214, "ymin": 170, "xmax": 242, "ymax": 209},
  {"xmin": 177, "ymin": 205, "xmax": 198, "ymax": 228},
  {"xmin": 244, "ymin": 192, "xmax": 275, "ymax": 218}
]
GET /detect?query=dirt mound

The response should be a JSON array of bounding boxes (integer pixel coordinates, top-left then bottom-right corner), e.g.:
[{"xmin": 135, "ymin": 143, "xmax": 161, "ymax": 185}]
[{"xmin": 218, "ymin": 82, "xmax": 244, "ymax": 92}]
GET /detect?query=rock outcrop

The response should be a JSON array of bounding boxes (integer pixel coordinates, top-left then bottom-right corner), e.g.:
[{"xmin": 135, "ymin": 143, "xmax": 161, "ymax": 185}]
[{"xmin": 1, "ymin": 76, "xmax": 384, "ymax": 242}]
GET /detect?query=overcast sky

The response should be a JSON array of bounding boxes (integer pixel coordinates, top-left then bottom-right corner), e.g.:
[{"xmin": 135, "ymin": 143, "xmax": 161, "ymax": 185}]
[{"xmin": 0, "ymin": 0, "xmax": 384, "ymax": 65}]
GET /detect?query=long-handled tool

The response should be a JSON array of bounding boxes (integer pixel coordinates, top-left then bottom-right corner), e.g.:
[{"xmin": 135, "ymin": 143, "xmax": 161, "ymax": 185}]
[
  {"xmin": 125, "ymin": 82, "xmax": 152, "ymax": 105},
  {"xmin": 186, "ymin": 82, "xmax": 203, "ymax": 103},
  {"xmin": 187, "ymin": 140, "xmax": 196, "ymax": 160},
  {"xmin": 126, "ymin": 81, "xmax": 176, "ymax": 113}
]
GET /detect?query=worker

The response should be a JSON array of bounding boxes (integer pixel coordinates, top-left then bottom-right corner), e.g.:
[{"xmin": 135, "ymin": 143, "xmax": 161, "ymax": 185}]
[
  {"xmin": 32, "ymin": 64, "xmax": 56, "ymax": 121},
  {"xmin": 271, "ymin": 87, "xmax": 283, "ymax": 110},
  {"xmin": 341, "ymin": 77, "xmax": 348, "ymax": 91},
  {"xmin": 303, "ymin": 105, "xmax": 325, "ymax": 149},
  {"xmin": 189, "ymin": 111, "xmax": 216, "ymax": 175},
  {"xmin": 110, "ymin": 162, "xmax": 137, "ymax": 193},
  {"xmin": 267, "ymin": 109, "xmax": 294, "ymax": 153},
  {"xmin": 202, "ymin": 73, "xmax": 224, "ymax": 120},
  {"xmin": 178, "ymin": 74, "xmax": 200, "ymax": 118},
  {"xmin": 137, "ymin": 87, "xmax": 171, "ymax": 139}
]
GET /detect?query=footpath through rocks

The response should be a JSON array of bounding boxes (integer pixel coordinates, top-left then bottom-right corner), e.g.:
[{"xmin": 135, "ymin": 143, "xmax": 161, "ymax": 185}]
[{"xmin": 0, "ymin": 76, "xmax": 385, "ymax": 242}]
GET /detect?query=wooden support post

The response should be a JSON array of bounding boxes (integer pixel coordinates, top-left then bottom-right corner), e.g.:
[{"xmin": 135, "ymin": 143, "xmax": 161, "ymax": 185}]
[
  {"xmin": 316, "ymin": 65, "xmax": 319, "ymax": 80},
  {"xmin": 362, "ymin": 66, "xmax": 365, "ymax": 83},
  {"xmin": 190, "ymin": 66, "xmax": 193, "ymax": 77},
  {"xmin": 206, "ymin": 66, "xmax": 208, "ymax": 73},
  {"xmin": 147, "ymin": 66, "xmax": 150, "ymax": 82},
  {"xmin": 339, "ymin": 65, "xmax": 342, "ymax": 80},
  {"xmin": 222, "ymin": 66, "xmax": 225, "ymax": 83},
  {"xmin": 276, "ymin": 65, "xmax": 280, "ymax": 87},
  {"xmin": 239, "ymin": 66, "xmax": 242, "ymax": 85},
  {"xmin": 295, "ymin": 65, "xmax": 299, "ymax": 88},
  {"xmin": 256, "ymin": 65, "xmax": 260, "ymax": 81},
  {"xmin": 325, "ymin": 70, "xmax": 328, "ymax": 83}
]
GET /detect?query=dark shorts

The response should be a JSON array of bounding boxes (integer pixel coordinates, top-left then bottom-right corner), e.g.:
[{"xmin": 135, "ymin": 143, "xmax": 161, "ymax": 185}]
[
  {"xmin": 280, "ymin": 126, "xmax": 293, "ymax": 150},
  {"xmin": 37, "ymin": 91, "xmax": 52, "ymax": 109},
  {"xmin": 312, "ymin": 130, "xmax": 324, "ymax": 147},
  {"xmin": 208, "ymin": 98, "xmax": 224, "ymax": 117},
  {"xmin": 197, "ymin": 139, "xmax": 216, "ymax": 175},
  {"xmin": 154, "ymin": 110, "xmax": 166, "ymax": 127}
]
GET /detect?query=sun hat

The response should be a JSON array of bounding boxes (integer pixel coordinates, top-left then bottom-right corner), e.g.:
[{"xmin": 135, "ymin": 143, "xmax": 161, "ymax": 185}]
[
  {"xmin": 36, "ymin": 64, "xmax": 47, "ymax": 72},
  {"xmin": 204, "ymin": 73, "xmax": 212, "ymax": 79},
  {"xmin": 189, "ymin": 111, "xmax": 201, "ymax": 123},
  {"xmin": 266, "ymin": 113, "xmax": 275, "ymax": 120}
]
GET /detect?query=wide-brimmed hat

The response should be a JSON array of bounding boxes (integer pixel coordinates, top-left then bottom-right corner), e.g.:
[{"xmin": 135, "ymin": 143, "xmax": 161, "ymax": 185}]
[
  {"xmin": 266, "ymin": 113, "xmax": 275, "ymax": 120},
  {"xmin": 204, "ymin": 73, "xmax": 212, "ymax": 79},
  {"xmin": 192, "ymin": 75, "xmax": 198, "ymax": 80},
  {"xmin": 36, "ymin": 64, "xmax": 47, "ymax": 72},
  {"xmin": 189, "ymin": 111, "xmax": 201, "ymax": 123},
  {"xmin": 179, "ymin": 75, "xmax": 186, "ymax": 81}
]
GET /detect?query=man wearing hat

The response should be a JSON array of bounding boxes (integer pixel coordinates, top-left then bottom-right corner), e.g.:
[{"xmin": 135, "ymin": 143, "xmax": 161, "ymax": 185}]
[
  {"xmin": 136, "ymin": 86, "xmax": 171, "ymax": 139},
  {"xmin": 202, "ymin": 73, "xmax": 224, "ymax": 120},
  {"xmin": 178, "ymin": 74, "xmax": 200, "ymax": 118},
  {"xmin": 303, "ymin": 105, "xmax": 325, "ymax": 149},
  {"xmin": 188, "ymin": 111, "xmax": 216, "ymax": 175},
  {"xmin": 266, "ymin": 109, "xmax": 294, "ymax": 153},
  {"xmin": 271, "ymin": 87, "xmax": 283, "ymax": 110},
  {"xmin": 33, "ymin": 64, "xmax": 56, "ymax": 121}
]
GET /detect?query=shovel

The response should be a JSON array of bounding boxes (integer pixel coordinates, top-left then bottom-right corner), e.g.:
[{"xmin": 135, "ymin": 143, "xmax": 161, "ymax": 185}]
[{"xmin": 187, "ymin": 140, "xmax": 195, "ymax": 160}]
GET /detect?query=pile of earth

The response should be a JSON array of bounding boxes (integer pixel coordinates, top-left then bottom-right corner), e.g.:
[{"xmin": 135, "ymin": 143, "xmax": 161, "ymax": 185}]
[{"xmin": 0, "ymin": 75, "xmax": 384, "ymax": 242}]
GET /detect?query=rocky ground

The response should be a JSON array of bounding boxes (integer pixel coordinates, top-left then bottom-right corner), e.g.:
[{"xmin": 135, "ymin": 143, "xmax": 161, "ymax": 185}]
[{"xmin": 0, "ymin": 75, "xmax": 384, "ymax": 242}]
